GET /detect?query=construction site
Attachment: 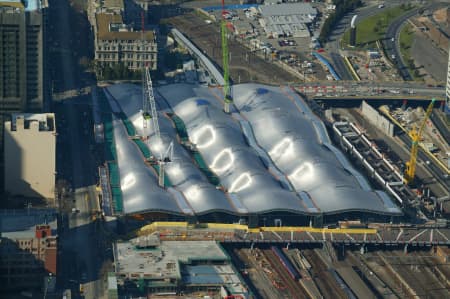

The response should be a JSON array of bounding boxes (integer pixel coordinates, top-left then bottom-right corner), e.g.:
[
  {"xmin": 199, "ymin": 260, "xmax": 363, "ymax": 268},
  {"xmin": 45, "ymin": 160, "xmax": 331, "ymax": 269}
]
[{"xmin": 105, "ymin": 221, "xmax": 450, "ymax": 298}]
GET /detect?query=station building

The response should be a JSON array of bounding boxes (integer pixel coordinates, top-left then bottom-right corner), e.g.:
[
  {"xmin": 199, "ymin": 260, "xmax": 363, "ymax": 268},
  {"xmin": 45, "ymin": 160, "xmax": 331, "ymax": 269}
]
[{"xmin": 97, "ymin": 83, "xmax": 402, "ymax": 228}]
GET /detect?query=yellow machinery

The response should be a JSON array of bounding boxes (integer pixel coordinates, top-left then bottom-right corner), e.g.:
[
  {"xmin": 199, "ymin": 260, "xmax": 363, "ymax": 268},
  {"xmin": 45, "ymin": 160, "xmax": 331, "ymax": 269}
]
[{"xmin": 404, "ymin": 98, "xmax": 436, "ymax": 184}]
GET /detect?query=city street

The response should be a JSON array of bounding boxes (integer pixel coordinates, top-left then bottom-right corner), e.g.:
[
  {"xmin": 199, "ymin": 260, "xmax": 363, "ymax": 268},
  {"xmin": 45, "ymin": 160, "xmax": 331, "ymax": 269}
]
[
  {"xmin": 46, "ymin": 1, "xmax": 107, "ymax": 296},
  {"xmin": 56, "ymin": 97, "xmax": 109, "ymax": 299},
  {"xmin": 48, "ymin": 0, "xmax": 94, "ymax": 93}
]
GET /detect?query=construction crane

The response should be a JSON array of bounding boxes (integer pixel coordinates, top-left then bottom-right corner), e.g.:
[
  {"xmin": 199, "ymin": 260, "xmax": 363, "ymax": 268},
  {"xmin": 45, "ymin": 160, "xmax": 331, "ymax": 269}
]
[
  {"xmin": 140, "ymin": 12, "xmax": 171, "ymax": 187},
  {"xmin": 221, "ymin": 0, "xmax": 232, "ymax": 113},
  {"xmin": 143, "ymin": 67, "xmax": 160, "ymax": 138},
  {"xmin": 141, "ymin": 12, "xmax": 152, "ymax": 128},
  {"xmin": 142, "ymin": 67, "xmax": 174, "ymax": 188},
  {"xmin": 404, "ymin": 98, "xmax": 436, "ymax": 184},
  {"xmin": 157, "ymin": 141, "xmax": 174, "ymax": 187}
]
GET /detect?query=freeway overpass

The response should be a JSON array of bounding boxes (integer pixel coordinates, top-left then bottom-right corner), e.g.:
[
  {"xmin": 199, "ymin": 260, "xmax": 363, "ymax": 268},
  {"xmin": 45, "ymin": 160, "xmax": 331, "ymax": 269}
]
[{"xmin": 293, "ymin": 81, "xmax": 446, "ymax": 102}]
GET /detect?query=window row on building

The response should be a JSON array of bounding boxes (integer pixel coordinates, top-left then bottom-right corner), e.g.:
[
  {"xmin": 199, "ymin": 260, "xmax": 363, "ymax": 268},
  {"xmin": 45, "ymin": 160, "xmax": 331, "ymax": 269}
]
[{"xmin": 94, "ymin": 12, "xmax": 157, "ymax": 71}]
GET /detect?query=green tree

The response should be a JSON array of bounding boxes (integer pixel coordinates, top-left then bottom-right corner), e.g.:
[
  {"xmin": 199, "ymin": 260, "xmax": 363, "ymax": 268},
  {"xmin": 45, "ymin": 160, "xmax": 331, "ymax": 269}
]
[
  {"xmin": 78, "ymin": 56, "xmax": 91, "ymax": 70},
  {"xmin": 102, "ymin": 65, "xmax": 113, "ymax": 80},
  {"xmin": 319, "ymin": 0, "xmax": 363, "ymax": 43}
]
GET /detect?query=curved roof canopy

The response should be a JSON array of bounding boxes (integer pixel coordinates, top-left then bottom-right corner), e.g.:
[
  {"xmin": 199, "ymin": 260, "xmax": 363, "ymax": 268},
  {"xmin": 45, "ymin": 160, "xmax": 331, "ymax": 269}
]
[
  {"xmin": 233, "ymin": 84, "xmax": 401, "ymax": 215},
  {"xmin": 105, "ymin": 83, "xmax": 401, "ymax": 217}
]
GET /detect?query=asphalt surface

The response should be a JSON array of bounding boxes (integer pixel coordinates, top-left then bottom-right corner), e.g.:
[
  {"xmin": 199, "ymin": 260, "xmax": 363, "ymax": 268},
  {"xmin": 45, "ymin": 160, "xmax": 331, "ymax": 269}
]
[
  {"xmin": 294, "ymin": 81, "xmax": 446, "ymax": 100},
  {"xmin": 49, "ymin": 1, "xmax": 106, "ymax": 297},
  {"xmin": 411, "ymin": 34, "xmax": 448, "ymax": 82},
  {"xmin": 430, "ymin": 111, "xmax": 450, "ymax": 143},
  {"xmin": 56, "ymin": 98, "xmax": 108, "ymax": 299},
  {"xmin": 382, "ymin": 7, "xmax": 422, "ymax": 81},
  {"xmin": 330, "ymin": 52, "xmax": 352, "ymax": 80},
  {"xmin": 383, "ymin": 2, "xmax": 446, "ymax": 81},
  {"xmin": 48, "ymin": 0, "xmax": 94, "ymax": 93}
]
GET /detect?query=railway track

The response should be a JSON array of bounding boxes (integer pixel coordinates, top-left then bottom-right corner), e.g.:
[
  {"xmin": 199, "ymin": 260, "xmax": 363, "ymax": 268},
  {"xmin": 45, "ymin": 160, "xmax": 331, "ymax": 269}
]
[
  {"xmin": 302, "ymin": 249, "xmax": 347, "ymax": 299},
  {"xmin": 261, "ymin": 248, "xmax": 310, "ymax": 299},
  {"xmin": 396, "ymin": 251, "xmax": 450, "ymax": 299},
  {"xmin": 167, "ymin": 12, "xmax": 298, "ymax": 85}
]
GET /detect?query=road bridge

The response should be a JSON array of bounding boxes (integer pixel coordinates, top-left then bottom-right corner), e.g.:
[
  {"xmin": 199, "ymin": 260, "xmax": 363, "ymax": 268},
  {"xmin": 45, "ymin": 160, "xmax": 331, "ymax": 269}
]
[{"xmin": 293, "ymin": 83, "xmax": 445, "ymax": 102}]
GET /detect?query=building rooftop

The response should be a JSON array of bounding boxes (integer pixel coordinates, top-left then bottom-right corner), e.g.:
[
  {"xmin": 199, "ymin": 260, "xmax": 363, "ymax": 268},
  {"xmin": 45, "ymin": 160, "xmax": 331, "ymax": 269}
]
[
  {"xmin": 9, "ymin": 113, "xmax": 55, "ymax": 132},
  {"xmin": 104, "ymin": 83, "xmax": 401, "ymax": 219},
  {"xmin": 182, "ymin": 265, "xmax": 247, "ymax": 294},
  {"xmin": 259, "ymin": 3, "xmax": 317, "ymax": 17},
  {"xmin": 0, "ymin": 208, "xmax": 57, "ymax": 238},
  {"xmin": 96, "ymin": 13, "xmax": 154, "ymax": 41},
  {"xmin": 0, "ymin": 0, "xmax": 40, "ymax": 11},
  {"xmin": 116, "ymin": 240, "xmax": 228, "ymax": 280},
  {"xmin": 103, "ymin": 0, "xmax": 124, "ymax": 10}
]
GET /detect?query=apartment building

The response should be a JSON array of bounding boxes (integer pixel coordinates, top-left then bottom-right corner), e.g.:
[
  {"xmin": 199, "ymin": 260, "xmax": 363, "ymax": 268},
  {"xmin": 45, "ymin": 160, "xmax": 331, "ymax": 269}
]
[
  {"xmin": 0, "ymin": 1, "xmax": 49, "ymax": 193},
  {"xmin": 0, "ymin": 209, "xmax": 57, "ymax": 291}
]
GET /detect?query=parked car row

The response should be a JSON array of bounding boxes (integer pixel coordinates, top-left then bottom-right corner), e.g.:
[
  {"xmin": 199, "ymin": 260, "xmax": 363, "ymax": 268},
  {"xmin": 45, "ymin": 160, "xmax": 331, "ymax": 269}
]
[{"xmin": 278, "ymin": 39, "xmax": 297, "ymax": 47}]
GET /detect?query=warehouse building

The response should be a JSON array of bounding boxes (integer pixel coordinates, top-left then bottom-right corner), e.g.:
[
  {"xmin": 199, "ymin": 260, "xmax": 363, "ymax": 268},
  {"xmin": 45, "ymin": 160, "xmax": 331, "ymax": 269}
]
[{"xmin": 258, "ymin": 3, "xmax": 317, "ymax": 38}]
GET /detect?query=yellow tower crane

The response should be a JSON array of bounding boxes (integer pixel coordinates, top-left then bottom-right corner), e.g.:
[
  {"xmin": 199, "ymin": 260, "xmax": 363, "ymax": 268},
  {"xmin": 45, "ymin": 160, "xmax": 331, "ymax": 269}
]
[{"xmin": 404, "ymin": 98, "xmax": 436, "ymax": 184}]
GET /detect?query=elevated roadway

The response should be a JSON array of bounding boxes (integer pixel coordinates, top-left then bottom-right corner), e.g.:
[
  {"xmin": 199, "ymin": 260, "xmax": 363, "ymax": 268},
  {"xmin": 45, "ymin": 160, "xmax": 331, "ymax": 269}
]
[{"xmin": 293, "ymin": 81, "xmax": 445, "ymax": 101}]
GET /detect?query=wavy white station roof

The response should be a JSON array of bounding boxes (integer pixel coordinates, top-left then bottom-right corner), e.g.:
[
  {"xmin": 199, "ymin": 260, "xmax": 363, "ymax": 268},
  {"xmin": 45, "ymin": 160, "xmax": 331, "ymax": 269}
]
[
  {"xmin": 157, "ymin": 84, "xmax": 310, "ymax": 215},
  {"xmin": 111, "ymin": 114, "xmax": 182, "ymax": 215},
  {"xmin": 106, "ymin": 84, "xmax": 239, "ymax": 215},
  {"xmin": 105, "ymin": 82, "xmax": 400, "ymax": 217},
  {"xmin": 233, "ymin": 84, "xmax": 401, "ymax": 215}
]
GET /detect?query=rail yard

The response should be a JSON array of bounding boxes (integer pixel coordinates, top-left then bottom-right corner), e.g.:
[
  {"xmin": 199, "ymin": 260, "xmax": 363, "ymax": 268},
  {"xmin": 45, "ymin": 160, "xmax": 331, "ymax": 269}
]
[{"xmin": 224, "ymin": 244, "xmax": 450, "ymax": 299}]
